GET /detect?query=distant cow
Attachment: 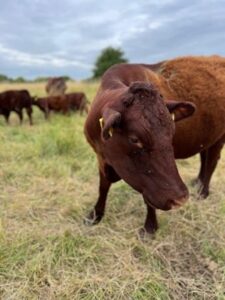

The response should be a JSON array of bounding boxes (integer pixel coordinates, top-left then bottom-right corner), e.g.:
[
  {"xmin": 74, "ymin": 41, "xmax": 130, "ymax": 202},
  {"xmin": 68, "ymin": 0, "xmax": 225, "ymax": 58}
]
[
  {"xmin": 33, "ymin": 95, "xmax": 69, "ymax": 118},
  {"xmin": 84, "ymin": 55, "xmax": 225, "ymax": 235},
  {"xmin": 0, "ymin": 90, "xmax": 33, "ymax": 125},
  {"xmin": 33, "ymin": 92, "xmax": 89, "ymax": 118},
  {"xmin": 66, "ymin": 92, "xmax": 89, "ymax": 115},
  {"xmin": 45, "ymin": 77, "xmax": 67, "ymax": 96}
]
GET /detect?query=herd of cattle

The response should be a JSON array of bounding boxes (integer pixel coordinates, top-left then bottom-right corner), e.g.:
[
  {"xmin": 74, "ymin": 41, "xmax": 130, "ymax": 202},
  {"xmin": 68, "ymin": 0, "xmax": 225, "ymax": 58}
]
[
  {"xmin": 85, "ymin": 55, "xmax": 225, "ymax": 236},
  {"xmin": 0, "ymin": 78, "xmax": 89, "ymax": 125}
]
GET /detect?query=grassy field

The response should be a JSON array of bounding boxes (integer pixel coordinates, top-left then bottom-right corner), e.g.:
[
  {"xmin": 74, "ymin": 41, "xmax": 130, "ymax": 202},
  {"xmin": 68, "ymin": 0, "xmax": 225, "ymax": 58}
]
[{"xmin": 0, "ymin": 81, "xmax": 224, "ymax": 299}]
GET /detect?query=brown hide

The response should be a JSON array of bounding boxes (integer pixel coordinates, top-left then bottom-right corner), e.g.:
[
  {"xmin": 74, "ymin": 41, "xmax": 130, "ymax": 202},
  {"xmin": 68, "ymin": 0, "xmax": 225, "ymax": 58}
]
[
  {"xmin": 34, "ymin": 95, "xmax": 69, "ymax": 117},
  {"xmin": 34, "ymin": 92, "xmax": 89, "ymax": 118},
  {"xmin": 0, "ymin": 90, "xmax": 33, "ymax": 124},
  {"xmin": 84, "ymin": 55, "xmax": 225, "ymax": 234},
  {"xmin": 66, "ymin": 92, "xmax": 89, "ymax": 114}
]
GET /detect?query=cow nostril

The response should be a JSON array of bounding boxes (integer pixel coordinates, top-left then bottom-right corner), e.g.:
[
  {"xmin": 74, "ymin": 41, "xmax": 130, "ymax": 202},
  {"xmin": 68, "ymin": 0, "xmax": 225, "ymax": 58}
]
[
  {"xmin": 166, "ymin": 194, "xmax": 188, "ymax": 210},
  {"xmin": 172, "ymin": 195, "xmax": 188, "ymax": 209}
]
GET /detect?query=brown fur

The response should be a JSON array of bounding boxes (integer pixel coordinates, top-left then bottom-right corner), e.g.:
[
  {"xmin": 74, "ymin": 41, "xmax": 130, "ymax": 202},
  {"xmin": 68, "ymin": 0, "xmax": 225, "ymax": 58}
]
[
  {"xmin": 66, "ymin": 92, "xmax": 89, "ymax": 115},
  {"xmin": 33, "ymin": 95, "xmax": 69, "ymax": 118},
  {"xmin": 84, "ymin": 55, "xmax": 225, "ymax": 235},
  {"xmin": 33, "ymin": 92, "xmax": 89, "ymax": 118},
  {"xmin": 0, "ymin": 90, "xmax": 33, "ymax": 125}
]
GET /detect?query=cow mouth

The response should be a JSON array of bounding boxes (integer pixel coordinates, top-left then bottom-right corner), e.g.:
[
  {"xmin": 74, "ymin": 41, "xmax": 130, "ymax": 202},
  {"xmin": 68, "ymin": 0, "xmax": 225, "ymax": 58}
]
[
  {"xmin": 144, "ymin": 195, "xmax": 188, "ymax": 211},
  {"xmin": 143, "ymin": 196, "xmax": 163, "ymax": 210}
]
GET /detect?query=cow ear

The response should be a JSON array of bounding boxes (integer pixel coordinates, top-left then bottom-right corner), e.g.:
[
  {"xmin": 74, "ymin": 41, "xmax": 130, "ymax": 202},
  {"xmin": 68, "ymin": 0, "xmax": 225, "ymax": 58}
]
[
  {"xmin": 166, "ymin": 101, "xmax": 196, "ymax": 122},
  {"xmin": 100, "ymin": 108, "xmax": 121, "ymax": 140}
]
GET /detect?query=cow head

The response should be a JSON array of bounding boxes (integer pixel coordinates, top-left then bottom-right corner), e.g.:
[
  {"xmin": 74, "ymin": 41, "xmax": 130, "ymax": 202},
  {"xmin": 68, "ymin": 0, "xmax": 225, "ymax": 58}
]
[{"xmin": 99, "ymin": 81, "xmax": 195, "ymax": 210}]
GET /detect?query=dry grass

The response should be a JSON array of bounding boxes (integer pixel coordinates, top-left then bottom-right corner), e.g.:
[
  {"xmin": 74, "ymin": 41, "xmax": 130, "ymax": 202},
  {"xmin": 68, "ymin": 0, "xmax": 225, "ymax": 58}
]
[{"xmin": 0, "ymin": 81, "xmax": 224, "ymax": 299}]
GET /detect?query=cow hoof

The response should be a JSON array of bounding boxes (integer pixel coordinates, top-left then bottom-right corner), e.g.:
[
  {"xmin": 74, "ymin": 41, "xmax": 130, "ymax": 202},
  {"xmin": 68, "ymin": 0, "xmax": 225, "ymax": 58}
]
[
  {"xmin": 198, "ymin": 190, "xmax": 209, "ymax": 199},
  {"xmin": 197, "ymin": 186, "xmax": 209, "ymax": 199},
  {"xmin": 138, "ymin": 227, "xmax": 156, "ymax": 241},
  {"xmin": 84, "ymin": 210, "xmax": 103, "ymax": 226}
]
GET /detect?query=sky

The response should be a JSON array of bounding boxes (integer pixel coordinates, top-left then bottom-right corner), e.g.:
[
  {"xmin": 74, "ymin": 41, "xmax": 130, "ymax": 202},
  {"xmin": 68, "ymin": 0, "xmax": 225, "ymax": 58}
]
[{"xmin": 0, "ymin": 0, "xmax": 224, "ymax": 80}]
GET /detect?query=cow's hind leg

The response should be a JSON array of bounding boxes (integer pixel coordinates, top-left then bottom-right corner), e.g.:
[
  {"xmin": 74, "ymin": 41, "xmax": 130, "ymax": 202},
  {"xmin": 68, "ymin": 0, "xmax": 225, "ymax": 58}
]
[
  {"xmin": 15, "ymin": 110, "xmax": 23, "ymax": 124},
  {"xmin": 26, "ymin": 107, "xmax": 33, "ymax": 125},
  {"xmin": 85, "ymin": 165, "xmax": 120, "ymax": 225},
  {"xmin": 199, "ymin": 135, "xmax": 225, "ymax": 198},
  {"xmin": 192, "ymin": 150, "xmax": 207, "ymax": 186}
]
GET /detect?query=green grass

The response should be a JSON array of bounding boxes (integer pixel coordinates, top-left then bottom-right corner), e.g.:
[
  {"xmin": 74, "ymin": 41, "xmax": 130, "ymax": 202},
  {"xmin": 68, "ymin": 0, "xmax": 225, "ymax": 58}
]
[{"xmin": 0, "ymin": 81, "xmax": 224, "ymax": 299}]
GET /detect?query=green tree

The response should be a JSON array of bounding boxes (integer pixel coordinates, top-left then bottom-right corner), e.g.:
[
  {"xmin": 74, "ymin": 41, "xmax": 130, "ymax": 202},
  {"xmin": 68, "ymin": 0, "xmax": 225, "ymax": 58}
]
[
  {"xmin": 14, "ymin": 76, "xmax": 26, "ymax": 83},
  {"xmin": 0, "ymin": 74, "xmax": 10, "ymax": 82},
  {"xmin": 93, "ymin": 47, "xmax": 128, "ymax": 78}
]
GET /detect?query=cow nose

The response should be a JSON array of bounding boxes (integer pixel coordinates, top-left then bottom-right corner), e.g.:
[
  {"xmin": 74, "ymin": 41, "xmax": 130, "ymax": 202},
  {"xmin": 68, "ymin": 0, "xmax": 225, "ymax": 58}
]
[{"xmin": 166, "ymin": 193, "xmax": 189, "ymax": 210}]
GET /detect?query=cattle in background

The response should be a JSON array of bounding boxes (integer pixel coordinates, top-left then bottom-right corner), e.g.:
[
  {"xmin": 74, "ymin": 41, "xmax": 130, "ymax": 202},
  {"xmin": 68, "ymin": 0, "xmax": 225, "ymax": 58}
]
[
  {"xmin": 67, "ymin": 92, "xmax": 89, "ymax": 115},
  {"xmin": 85, "ymin": 55, "xmax": 225, "ymax": 235},
  {"xmin": 32, "ymin": 95, "xmax": 69, "ymax": 118},
  {"xmin": 45, "ymin": 77, "xmax": 67, "ymax": 96},
  {"xmin": 33, "ymin": 92, "xmax": 89, "ymax": 118},
  {"xmin": 0, "ymin": 90, "xmax": 33, "ymax": 125}
]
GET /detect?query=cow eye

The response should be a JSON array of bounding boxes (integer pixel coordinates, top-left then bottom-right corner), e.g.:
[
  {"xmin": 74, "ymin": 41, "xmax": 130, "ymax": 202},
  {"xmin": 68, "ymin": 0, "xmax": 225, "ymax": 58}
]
[
  {"xmin": 128, "ymin": 136, "xmax": 143, "ymax": 148},
  {"xmin": 129, "ymin": 136, "xmax": 139, "ymax": 144}
]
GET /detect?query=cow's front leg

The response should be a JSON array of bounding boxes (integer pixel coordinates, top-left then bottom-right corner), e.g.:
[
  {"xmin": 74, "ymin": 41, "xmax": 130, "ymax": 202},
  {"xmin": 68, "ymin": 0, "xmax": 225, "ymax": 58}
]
[
  {"xmin": 85, "ymin": 170, "xmax": 112, "ymax": 225},
  {"xmin": 139, "ymin": 200, "xmax": 158, "ymax": 238},
  {"xmin": 85, "ymin": 165, "xmax": 120, "ymax": 225}
]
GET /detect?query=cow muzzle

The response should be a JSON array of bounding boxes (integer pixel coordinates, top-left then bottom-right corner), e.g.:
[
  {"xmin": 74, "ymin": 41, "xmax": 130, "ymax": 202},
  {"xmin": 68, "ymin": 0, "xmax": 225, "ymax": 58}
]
[{"xmin": 164, "ymin": 192, "xmax": 189, "ymax": 210}]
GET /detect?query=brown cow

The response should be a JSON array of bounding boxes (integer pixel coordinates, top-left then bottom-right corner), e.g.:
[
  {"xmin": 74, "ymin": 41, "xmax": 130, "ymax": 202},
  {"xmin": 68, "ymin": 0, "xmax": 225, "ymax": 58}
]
[
  {"xmin": 46, "ymin": 77, "xmax": 67, "ymax": 96},
  {"xmin": 33, "ymin": 93, "xmax": 89, "ymax": 118},
  {"xmin": 33, "ymin": 95, "xmax": 69, "ymax": 118},
  {"xmin": 66, "ymin": 92, "xmax": 89, "ymax": 115},
  {"xmin": 84, "ymin": 55, "xmax": 225, "ymax": 235},
  {"xmin": 0, "ymin": 90, "xmax": 33, "ymax": 125}
]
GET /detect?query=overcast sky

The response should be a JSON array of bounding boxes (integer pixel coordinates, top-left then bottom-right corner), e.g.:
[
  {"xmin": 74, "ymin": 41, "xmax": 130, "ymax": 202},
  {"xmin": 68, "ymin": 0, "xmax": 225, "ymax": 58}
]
[{"xmin": 0, "ymin": 0, "xmax": 224, "ymax": 79}]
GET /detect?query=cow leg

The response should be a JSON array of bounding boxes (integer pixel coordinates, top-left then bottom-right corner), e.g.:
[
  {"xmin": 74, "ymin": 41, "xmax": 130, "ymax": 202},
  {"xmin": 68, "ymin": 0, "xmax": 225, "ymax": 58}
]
[
  {"xmin": 26, "ymin": 107, "xmax": 33, "ymax": 125},
  {"xmin": 85, "ymin": 170, "xmax": 111, "ymax": 225},
  {"xmin": 15, "ymin": 110, "xmax": 23, "ymax": 124},
  {"xmin": 199, "ymin": 136, "xmax": 225, "ymax": 198},
  {"xmin": 198, "ymin": 150, "xmax": 207, "ymax": 183},
  {"xmin": 4, "ymin": 111, "xmax": 10, "ymax": 124},
  {"xmin": 85, "ymin": 165, "xmax": 120, "ymax": 225},
  {"xmin": 44, "ymin": 107, "xmax": 49, "ymax": 120},
  {"xmin": 139, "ymin": 201, "xmax": 158, "ymax": 237},
  {"xmin": 191, "ymin": 150, "xmax": 207, "ymax": 186},
  {"xmin": 192, "ymin": 150, "xmax": 207, "ymax": 186}
]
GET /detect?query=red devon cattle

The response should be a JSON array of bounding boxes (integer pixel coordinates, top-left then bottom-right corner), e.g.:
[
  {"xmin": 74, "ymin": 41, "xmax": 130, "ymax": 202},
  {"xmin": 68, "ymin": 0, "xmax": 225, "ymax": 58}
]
[
  {"xmin": 0, "ymin": 90, "xmax": 33, "ymax": 125},
  {"xmin": 84, "ymin": 55, "xmax": 225, "ymax": 235},
  {"xmin": 67, "ymin": 92, "xmax": 89, "ymax": 115}
]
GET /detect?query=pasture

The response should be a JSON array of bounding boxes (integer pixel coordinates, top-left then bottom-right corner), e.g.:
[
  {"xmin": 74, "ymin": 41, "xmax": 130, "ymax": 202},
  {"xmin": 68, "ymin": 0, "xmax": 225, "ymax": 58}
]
[{"xmin": 0, "ymin": 81, "xmax": 224, "ymax": 299}]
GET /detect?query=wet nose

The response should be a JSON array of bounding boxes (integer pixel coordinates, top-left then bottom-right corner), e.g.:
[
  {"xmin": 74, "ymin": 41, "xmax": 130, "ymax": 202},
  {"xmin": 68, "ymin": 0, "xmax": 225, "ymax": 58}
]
[{"xmin": 165, "ymin": 193, "xmax": 189, "ymax": 210}]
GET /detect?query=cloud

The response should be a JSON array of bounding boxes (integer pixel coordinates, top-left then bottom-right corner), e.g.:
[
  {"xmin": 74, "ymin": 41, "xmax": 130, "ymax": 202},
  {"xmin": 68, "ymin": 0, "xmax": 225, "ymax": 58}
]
[
  {"xmin": 0, "ymin": 43, "xmax": 92, "ymax": 69},
  {"xmin": 0, "ymin": 0, "xmax": 224, "ymax": 79}
]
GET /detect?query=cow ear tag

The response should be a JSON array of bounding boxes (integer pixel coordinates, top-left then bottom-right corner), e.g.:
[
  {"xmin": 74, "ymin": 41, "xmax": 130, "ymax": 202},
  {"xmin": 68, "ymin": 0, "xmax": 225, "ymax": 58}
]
[
  {"xmin": 108, "ymin": 128, "xmax": 113, "ymax": 137},
  {"xmin": 171, "ymin": 113, "xmax": 175, "ymax": 121},
  {"xmin": 99, "ymin": 117, "xmax": 113, "ymax": 137},
  {"xmin": 99, "ymin": 117, "xmax": 104, "ymax": 129}
]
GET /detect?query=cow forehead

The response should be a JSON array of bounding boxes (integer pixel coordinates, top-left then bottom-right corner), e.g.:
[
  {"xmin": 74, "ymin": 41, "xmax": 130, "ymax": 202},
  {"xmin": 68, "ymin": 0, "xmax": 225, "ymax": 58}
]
[{"xmin": 124, "ymin": 98, "xmax": 172, "ymax": 131}]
